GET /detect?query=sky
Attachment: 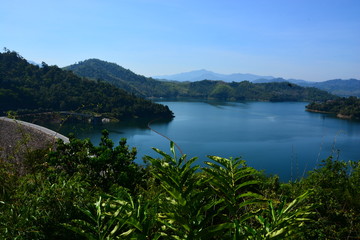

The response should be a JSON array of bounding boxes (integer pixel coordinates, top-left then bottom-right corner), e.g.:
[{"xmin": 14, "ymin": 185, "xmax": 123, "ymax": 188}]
[{"xmin": 1, "ymin": 0, "xmax": 360, "ymax": 81}]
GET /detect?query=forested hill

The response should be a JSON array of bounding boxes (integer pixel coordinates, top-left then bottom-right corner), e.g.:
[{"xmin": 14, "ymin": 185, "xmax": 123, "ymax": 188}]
[
  {"xmin": 64, "ymin": 59, "xmax": 185, "ymax": 97},
  {"xmin": 181, "ymin": 80, "xmax": 337, "ymax": 102},
  {"xmin": 0, "ymin": 50, "xmax": 174, "ymax": 120},
  {"xmin": 65, "ymin": 59, "xmax": 337, "ymax": 102}
]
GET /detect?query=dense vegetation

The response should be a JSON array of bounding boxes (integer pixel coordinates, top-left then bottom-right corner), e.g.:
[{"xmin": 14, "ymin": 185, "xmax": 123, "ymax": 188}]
[
  {"xmin": 65, "ymin": 59, "xmax": 337, "ymax": 102},
  {"xmin": 1, "ymin": 131, "xmax": 359, "ymax": 239},
  {"xmin": 0, "ymin": 50, "xmax": 173, "ymax": 120},
  {"xmin": 306, "ymin": 96, "xmax": 360, "ymax": 119}
]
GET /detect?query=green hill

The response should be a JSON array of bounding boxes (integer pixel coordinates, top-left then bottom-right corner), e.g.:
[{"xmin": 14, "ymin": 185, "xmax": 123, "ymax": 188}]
[
  {"xmin": 64, "ymin": 59, "xmax": 187, "ymax": 98},
  {"xmin": 65, "ymin": 59, "xmax": 337, "ymax": 102},
  {"xmin": 0, "ymin": 50, "xmax": 174, "ymax": 120},
  {"xmin": 182, "ymin": 80, "xmax": 337, "ymax": 102}
]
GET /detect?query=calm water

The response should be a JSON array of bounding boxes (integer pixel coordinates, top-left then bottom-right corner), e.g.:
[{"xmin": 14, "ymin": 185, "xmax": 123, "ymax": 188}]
[{"xmin": 53, "ymin": 101, "xmax": 360, "ymax": 181}]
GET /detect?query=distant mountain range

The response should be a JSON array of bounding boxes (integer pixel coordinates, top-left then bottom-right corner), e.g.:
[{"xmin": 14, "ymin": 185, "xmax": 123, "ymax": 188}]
[
  {"xmin": 64, "ymin": 59, "xmax": 337, "ymax": 102},
  {"xmin": 250, "ymin": 78, "xmax": 360, "ymax": 97},
  {"xmin": 153, "ymin": 69, "xmax": 275, "ymax": 82},
  {"xmin": 154, "ymin": 70, "xmax": 360, "ymax": 97},
  {"xmin": 306, "ymin": 79, "xmax": 360, "ymax": 97}
]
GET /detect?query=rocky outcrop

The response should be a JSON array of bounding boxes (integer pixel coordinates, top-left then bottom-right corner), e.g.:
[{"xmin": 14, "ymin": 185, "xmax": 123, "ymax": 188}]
[{"xmin": 0, "ymin": 117, "xmax": 69, "ymax": 174}]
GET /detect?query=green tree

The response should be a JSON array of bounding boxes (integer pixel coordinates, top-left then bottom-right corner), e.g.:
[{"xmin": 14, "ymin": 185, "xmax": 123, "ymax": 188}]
[
  {"xmin": 47, "ymin": 130, "xmax": 143, "ymax": 192},
  {"xmin": 295, "ymin": 157, "xmax": 360, "ymax": 239}
]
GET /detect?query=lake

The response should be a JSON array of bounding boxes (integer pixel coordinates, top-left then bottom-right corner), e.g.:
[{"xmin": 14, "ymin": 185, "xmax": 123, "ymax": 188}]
[{"xmin": 53, "ymin": 101, "xmax": 360, "ymax": 181}]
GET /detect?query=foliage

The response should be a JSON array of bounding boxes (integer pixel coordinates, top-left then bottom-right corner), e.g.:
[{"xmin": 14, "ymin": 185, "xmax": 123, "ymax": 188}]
[
  {"xmin": 0, "ymin": 50, "xmax": 174, "ymax": 120},
  {"xmin": 292, "ymin": 157, "xmax": 360, "ymax": 239},
  {"xmin": 144, "ymin": 143, "xmax": 217, "ymax": 239},
  {"xmin": 0, "ymin": 172, "xmax": 92, "ymax": 239},
  {"xmin": 0, "ymin": 159, "xmax": 16, "ymax": 202},
  {"xmin": 0, "ymin": 131, "xmax": 145, "ymax": 239},
  {"xmin": 246, "ymin": 190, "xmax": 314, "ymax": 239},
  {"xmin": 1, "ymin": 131, "xmax": 358, "ymax": 239},
  {"xmin": 64, "ymin": 143, "xmax": 314, "ymax": 240},
  {"xmin": 203, "ymin": 156, "xmax": 261, "ymax": 238},
  {"xmin": 306, "ymin": 96, "xmax": 360, "ymax": 119},
  {"xmin": 47, "ymin": 130, "xmax": 143, "ymax": 192},
  {"xmin": 65, "ymin": 188, "xmax": 161, "ymax": 240}
]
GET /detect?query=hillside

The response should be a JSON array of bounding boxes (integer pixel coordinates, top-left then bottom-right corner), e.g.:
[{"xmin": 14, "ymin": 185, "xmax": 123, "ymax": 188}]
[
  {"xmin": 64, "ymin": 59, "xmax": 187, "ymax": 98},
  {"xmin": 65, "ymin": 59, "xmax": 337, "ymax": 102},
  {"xmin": 0, "ymin": 50, "xmax": 174, "ymax": 120}
]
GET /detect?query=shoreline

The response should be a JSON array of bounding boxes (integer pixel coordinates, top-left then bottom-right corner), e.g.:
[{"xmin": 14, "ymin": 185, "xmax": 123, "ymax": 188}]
[
  {"xmin": 305, "ymin": 109, "xmax": 333, "ymax": 114},
  {"xmin": 306, "ymin": 109, "xmax": 354, "ymax": 120}
]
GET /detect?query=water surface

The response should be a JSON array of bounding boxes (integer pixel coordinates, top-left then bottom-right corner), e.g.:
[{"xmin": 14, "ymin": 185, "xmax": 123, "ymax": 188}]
[{"xmin": 53, "ymin": 101, "xmax": 360, "ymax": 181}]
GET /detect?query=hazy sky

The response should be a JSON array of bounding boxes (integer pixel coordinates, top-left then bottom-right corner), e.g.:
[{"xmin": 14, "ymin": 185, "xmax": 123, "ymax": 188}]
[{"xmin": 1, "ymin": 0, "xmax": 359, "ymax": 81}]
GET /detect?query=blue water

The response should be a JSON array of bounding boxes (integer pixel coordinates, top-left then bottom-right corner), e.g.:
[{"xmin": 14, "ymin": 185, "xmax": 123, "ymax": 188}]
[{"xmin": 54, "ymin": 101, "xmax": 360, "ymax": 181}]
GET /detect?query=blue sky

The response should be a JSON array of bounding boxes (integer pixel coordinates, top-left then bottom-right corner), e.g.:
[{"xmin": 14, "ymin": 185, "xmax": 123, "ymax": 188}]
[{"xmin": 1, "ymin": 0, "xmax": 359, "ymax": 81}]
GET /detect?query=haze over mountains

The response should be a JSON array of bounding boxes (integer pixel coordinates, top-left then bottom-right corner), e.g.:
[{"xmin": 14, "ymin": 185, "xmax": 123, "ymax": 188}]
[
  {"xmin": 153, "ymin": 69, "xmax": 360, "ymax": 97},
  {"xmin": 153, "ymin": 69, "xmax": 275, "ymax": 82},
  {"xmin": 21, "ymin": 57, "xmax": 360, "ymax": 98},
  {"xmin": 63, "ymin": 59, "xmax": 337, "ymax": 102},
  {"xmin": 28, "ymin": 57, "xmax": 359, "ymax": 98}
]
